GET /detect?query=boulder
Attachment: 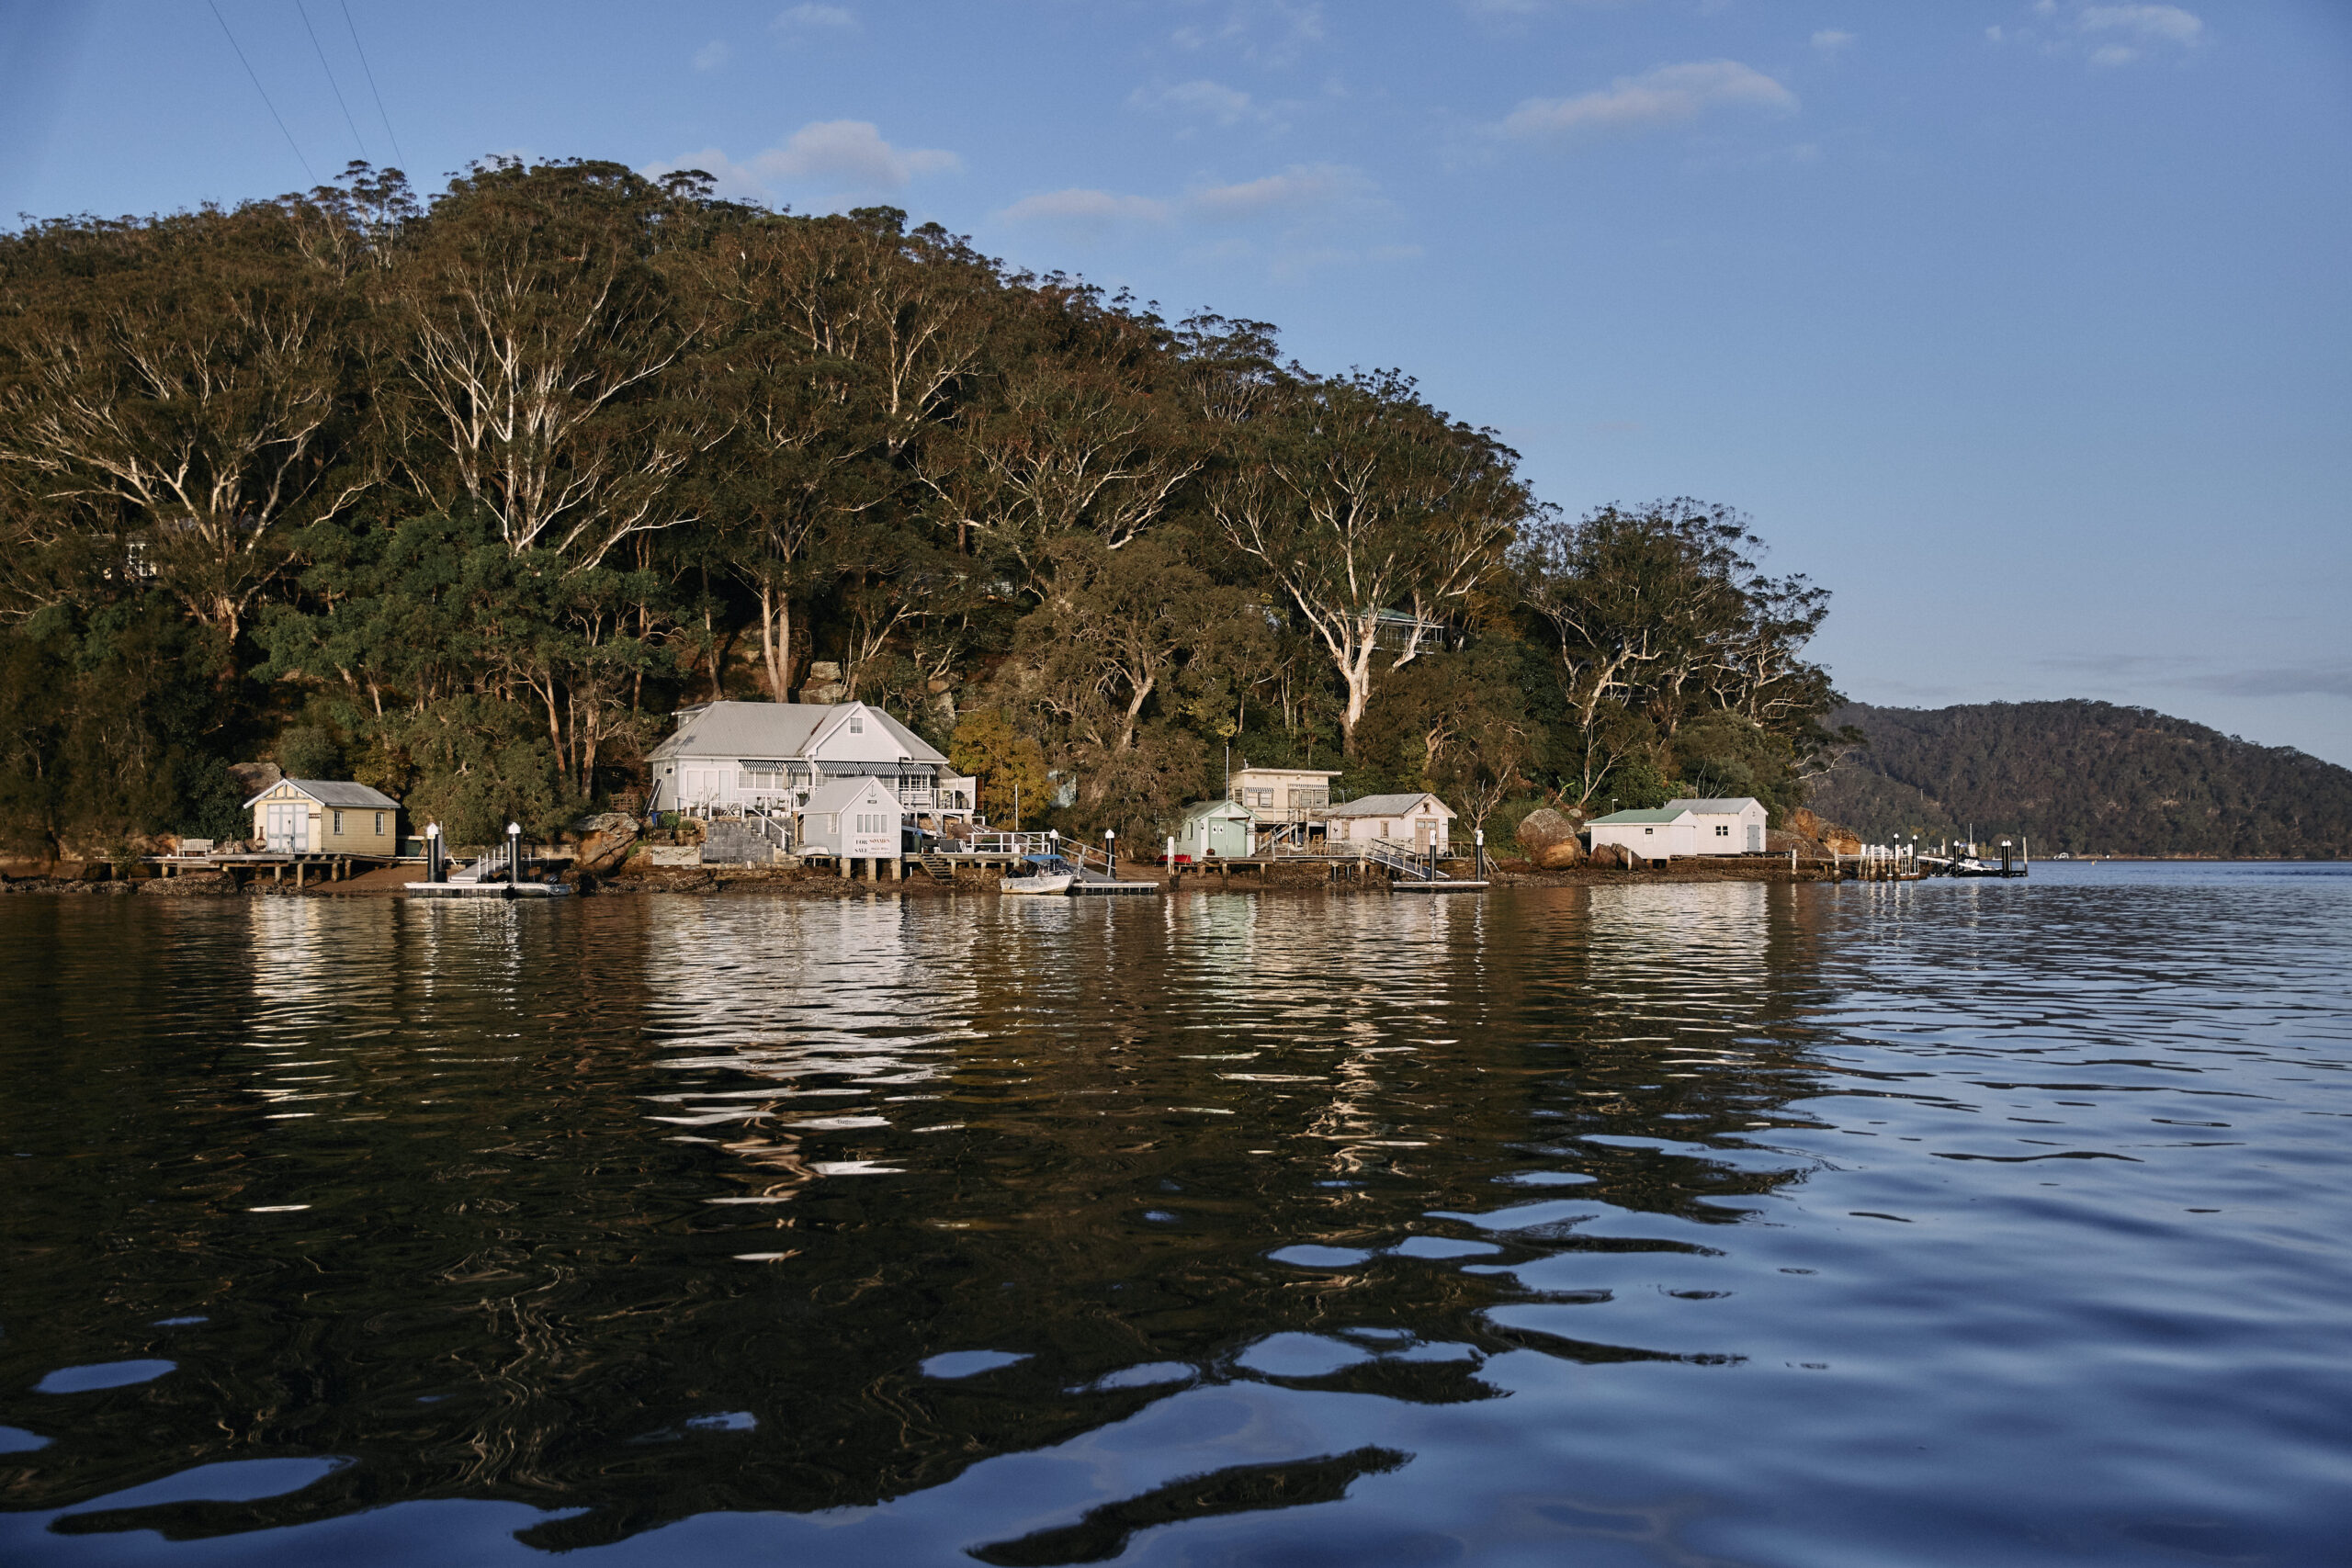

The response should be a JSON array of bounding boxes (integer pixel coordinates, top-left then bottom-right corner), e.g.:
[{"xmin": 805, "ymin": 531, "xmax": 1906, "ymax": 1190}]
[
  {"xmin": 1788, "ymin": 807, "xmax": 1860, "ymax": 856},
  {"xmin": 1514, "ymin": 808, "xmax": 1585, "ymax": 869},
  {"xmin": 571, "ymin": 812, "xmax": 642, "ymax": 874},
  {"xmin": 1589, "ymin": 841, "xmax": 1632, "ymax": 870}
]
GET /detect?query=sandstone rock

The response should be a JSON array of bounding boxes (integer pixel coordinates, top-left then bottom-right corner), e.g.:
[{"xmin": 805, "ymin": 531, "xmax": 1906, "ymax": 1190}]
[
  {"xmin": 1788, "ymin": 807, "xmax": 1860, "ymax": 856},
  {"xmin": 1589, "ymin": 842, "xmax": 1632, "ymax": 870},
  {"xmin": 1514, "ymin": 808, "xmax": 1586, "ymax": 869}
]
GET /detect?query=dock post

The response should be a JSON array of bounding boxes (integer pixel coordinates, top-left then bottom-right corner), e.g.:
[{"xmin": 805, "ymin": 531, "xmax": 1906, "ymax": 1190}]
[{"xmin": 887, "ymin": 855, "xmax": 900, "ymax": 881}]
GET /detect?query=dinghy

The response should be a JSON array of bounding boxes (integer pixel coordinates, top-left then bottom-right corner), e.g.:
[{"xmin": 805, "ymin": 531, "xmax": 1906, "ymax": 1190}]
[{"xmin": 999, "ymin": 872, "xmax": 1074, "ymax": 895}]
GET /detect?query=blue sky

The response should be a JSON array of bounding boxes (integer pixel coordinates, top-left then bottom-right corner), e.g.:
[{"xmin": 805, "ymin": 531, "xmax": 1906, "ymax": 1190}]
[{"xmin": 6, "ymin": 0, "xmax": 2350, "ymax": 762}]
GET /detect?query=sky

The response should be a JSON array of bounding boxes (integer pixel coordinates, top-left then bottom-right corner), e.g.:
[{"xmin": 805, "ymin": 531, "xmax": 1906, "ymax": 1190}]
[{"xmin": 5, "ymin": 0, "xmax": 2350, "ymax": 762}]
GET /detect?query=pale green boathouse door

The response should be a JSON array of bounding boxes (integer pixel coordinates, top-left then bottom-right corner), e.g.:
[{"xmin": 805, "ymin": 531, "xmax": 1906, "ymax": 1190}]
[{"xmin": 266, "ymin": 802, "xmax": 310, "ymax": 852}]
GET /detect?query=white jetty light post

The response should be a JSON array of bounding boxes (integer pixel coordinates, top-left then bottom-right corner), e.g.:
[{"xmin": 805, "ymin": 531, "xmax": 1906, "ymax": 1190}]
[
  {"xmin": 507, "ymin": 821, "xmax": 522, "ymax": 887},
  {"xmin": 426, "ymin": 822, "xmax": 444, "ymax": 883},
  {"xmin": 1475, "ymin": 827, "xmax": 1485, "ymax": 880},
  {"xmin": 1104, "ymin": 829, "xmax": 1115, "ymax": 874}
]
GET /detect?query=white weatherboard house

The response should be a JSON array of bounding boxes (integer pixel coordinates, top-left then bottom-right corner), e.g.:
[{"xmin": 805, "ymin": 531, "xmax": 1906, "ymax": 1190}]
[
  {"xmin": 1666, "ymin": 796, "xmax": 1770, "ymax": 854},
  {"xmin": 1320, "ymin": 793, "xmax": 1455, "ymax": 853},
  {"xmin": 645, "ymin": 701, "xmax": 976, "ymax": 832},
  {"xmin": 796, "ymin": 776, "xmax": 902, "ymax": 861},
  {"xmin": 1585, "ymin": 807, "xmax": 1702, "ymax": 862}
]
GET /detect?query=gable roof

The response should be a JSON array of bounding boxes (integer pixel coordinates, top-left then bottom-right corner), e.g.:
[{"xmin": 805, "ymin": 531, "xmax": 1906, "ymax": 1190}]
[
  {"xmin": 1664, "ymin": 796, "xmax": 1764, "ymax": 815},
  {"xmin": 243, "ymin": 778, "xmax": 400, "ymax": 810},
  {"xmin": 802, "ymin": 776, "xmax": 895, "ymax": 813},
  {"xmin": 648, "ymin": 701, "xmax": 949, "ymax": 766},
  {"xmin": 1588, "ymin": 807, "xmax": 1696, "ymax": 825},
  {"xmin": 1322, "ymin": 792, "xmax": 1455, "ymax": 818},
  {"xmin": 1182, "ymin": 798, "xmax": 1256, "ymax": 821}
]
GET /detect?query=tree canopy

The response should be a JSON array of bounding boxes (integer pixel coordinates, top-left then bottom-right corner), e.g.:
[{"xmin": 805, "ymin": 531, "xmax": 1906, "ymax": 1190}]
[{"xmin": 0, "ymin": 158, "xmax": 1846, "ymax": 853}]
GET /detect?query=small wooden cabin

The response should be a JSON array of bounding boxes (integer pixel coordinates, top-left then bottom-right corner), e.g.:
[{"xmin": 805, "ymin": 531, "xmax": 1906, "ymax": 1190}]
[
  {"xmin": 1586, "ymin": 807, "xmax": 1702, "ymax": 862},
  {"xmin": 796, "ymin": 776, "xmax": 901, "ymax": 861},
  {"xmin": 1320, "ymin": 793, "xmax": 1455, "ymax": 853},
  {"xmin": 1175, "ymin": 799, "xmax": 1257, "ymax": 860},
  {"xmin": 244, "ymin": 779, "xmax": 401, "ymax": 856},
  {"xmin": 1665, "ymin": 796, "xmax": 1770, "ymax": 854}
]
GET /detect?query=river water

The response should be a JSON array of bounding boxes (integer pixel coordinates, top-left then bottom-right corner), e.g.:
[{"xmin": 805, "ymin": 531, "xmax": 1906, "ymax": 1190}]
[{"xmin": 2, "ymin": 863, "xmax": 2346, "ymax": 1566}]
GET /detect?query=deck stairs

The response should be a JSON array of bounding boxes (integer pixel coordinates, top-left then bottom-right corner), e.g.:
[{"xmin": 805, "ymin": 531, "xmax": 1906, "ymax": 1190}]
[
  {"xmin": 1257, "ymin": 821, "xmax": 1311, "ymax": 855},
  {"xmin": 1363, "ymin": 838, "xmax": 1450, "ymax": 883}
]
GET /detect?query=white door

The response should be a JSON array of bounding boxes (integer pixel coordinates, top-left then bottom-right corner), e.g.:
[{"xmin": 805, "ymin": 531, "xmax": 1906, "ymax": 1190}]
[
  {"xmin": 1747, "ymin": 823, "xmax": 1763, "ymax": 852},
  {"xmin": 1414, "ymin": 818, "xmax": 1434, "ymax": 852},
  {"xmin": 266, "ymin": 802, "xmax": 309, "ymax": 852}
]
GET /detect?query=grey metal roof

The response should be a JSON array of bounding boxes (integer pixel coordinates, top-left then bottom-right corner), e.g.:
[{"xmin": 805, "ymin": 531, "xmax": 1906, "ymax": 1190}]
[
  {"xmin": 803, "ymin": 776, "xmax": 895, "ymax": 812},
  {"xmin": 1589, "ymin": 807, "xmax": 1695, "ymax": 825},
  {"xmin": 1664, "ymin": 796, "xmax": 1764, "ymax": 815},
  {"xmin": 647, "ymin": 701, "xmax": 949, "ymax": 766},
  {"xmin": 1322, "ymin": 793, "xmax": 1453, "ymax": 817},
  {"xmin": 243, "ymin": 778, "xmax": 401, "ymax": 809}
]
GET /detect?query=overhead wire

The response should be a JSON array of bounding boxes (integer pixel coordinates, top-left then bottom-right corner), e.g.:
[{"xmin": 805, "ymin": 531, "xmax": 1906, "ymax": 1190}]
[
  {"xmin": 293, "ymin": 0, "xmax": 369, "ymax": 165},
  {"xmin": 336, "ymin": 0, "xmax": 407, "ymax": 172},
  {"xmin": 205, "ymin": 0, "xmax": 314, "ymax": 183}
]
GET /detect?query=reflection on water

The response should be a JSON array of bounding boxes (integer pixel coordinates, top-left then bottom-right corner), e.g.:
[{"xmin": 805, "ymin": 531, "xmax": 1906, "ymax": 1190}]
[{"xmin": 2, "ymin": 866, "xmax": 2348, "ymax": 1565}]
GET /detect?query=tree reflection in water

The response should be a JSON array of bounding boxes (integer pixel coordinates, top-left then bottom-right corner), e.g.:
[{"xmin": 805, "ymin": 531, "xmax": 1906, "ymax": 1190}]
[{"xmin": 0, "ymin": 885, "xmax": 1833, "ymax": 1551}]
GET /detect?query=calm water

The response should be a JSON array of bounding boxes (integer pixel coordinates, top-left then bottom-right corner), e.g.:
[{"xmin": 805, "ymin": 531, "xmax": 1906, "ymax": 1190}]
[{"xmin": 3, "ymin": 864, "xmax": 2348, "ymax": 1566}]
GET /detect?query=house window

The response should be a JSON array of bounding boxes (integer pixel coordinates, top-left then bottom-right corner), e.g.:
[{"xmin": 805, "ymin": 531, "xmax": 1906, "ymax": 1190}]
[
  {"xmin": 332, "ymin": 810, "xmax": 345, "ymax": 835},
  {"xmin": 1644, "ymin": 827, "xmax": 1655, "ymax": 836},
  {"xmin": 374, "ymin": 812, "xmax": 385, "ymax": 835},
  {"xmin": 1289, "ymin": 787, "xmax": 1327, "ymax": 809},
  {"xmin": 1247, "ymin": 788, "xmax": 1273, "ymax": 808},
  {"xmin": 848, "ymin": 714, "xmax": 865, "ymax": 734},
  {"xmin": 1716, "ymin": 824, "xmax": 1730, "ymax": 837}
]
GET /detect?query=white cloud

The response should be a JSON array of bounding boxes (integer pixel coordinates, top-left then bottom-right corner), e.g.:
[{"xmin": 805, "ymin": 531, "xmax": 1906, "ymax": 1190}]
[
  {"xmin": 1811, "ymin": 29, "xmax": 1855, "ymax": 53},
  {"xmin": 774, "ymin": 4, "xmax": 854, "ymax": 33},
  {"xmin": 993, "ymin": 162, "xmax": 1402, "ymax": 276},
  {"xmin": 999, "ymin": 188, "xmax": 1173, "ymax": 228},
  {"xmin": 1186, "ymin": 162, "xmax": 1375, "ymax": 222},
  {"xmin": 1500, "ymin": 60, "xmax": 1797, "ymax": 139},
  {"xmin": 1170, "ymin": 3, "xmax": 1326, "ymax": 67},
  {"xmin": 645, "ymin": 120, "xmax": 957, "ymax": 202},
  {"xmin": 693, "ymin": 39, "xmax": 729, "ymax": 71},
  {"xmin": 2079, "ymin": 4, "xmax": 2202, "ymax": 44},
  {"xmin": 1996, "ymin": 3, "xmax": 2204, "ymax": 65},
  {"xmin": 1130, "ymin": 79, "xmax": 1261, "ymax": 127}
]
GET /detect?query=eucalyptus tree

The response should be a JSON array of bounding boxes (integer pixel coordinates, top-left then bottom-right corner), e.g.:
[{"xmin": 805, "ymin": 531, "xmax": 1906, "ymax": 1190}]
[
  {"xmin": 384, "ymin": 159, "xmax": 714, "ymax": 570},
  {"xmin": 1515, "ymin": 499, "xmax": 1838, "ymax": 812},
  {"xmin": 0, "ymin": 203, "xmax": 368, "ymax": 648},
  {"xmin": 684, "ymin": 207, "xmax": 989, "ymax": 699},
  {"xmin": 1206, "ymin": 371, "xmax": 1532, "ymax": 756},
  {"xmin": 919, "ymin": 279, "xmax": 1204, "ymax": 590}
]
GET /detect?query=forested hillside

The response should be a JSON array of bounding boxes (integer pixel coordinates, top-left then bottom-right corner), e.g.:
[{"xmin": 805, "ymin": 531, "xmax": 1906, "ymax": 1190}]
[
  {"xmin": 0, "ymin": 157, "xmax": 1844, "ymax": 854},
  {"xmin": 1810, "ymin": 701, "xmax": 2352, "ymax": 858}
]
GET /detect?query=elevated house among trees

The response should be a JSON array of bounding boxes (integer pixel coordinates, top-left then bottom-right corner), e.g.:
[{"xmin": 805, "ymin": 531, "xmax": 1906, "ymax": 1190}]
[{"xmin": 646, "ymin": 702, "xmax": 978, "ymax": 840}]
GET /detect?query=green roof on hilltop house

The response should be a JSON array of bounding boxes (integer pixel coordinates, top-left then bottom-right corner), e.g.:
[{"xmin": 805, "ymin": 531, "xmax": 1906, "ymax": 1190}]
[{"xmin": 1585, "ymin": 807, "xmax": 1694, "ymax": 826}]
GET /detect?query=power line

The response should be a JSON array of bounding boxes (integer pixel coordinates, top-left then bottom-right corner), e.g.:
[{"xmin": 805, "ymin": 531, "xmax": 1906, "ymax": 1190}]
[
  {"xmin": 206, "ymin": 0, "xmax": 314, "ymax": 183},
  {"xmin": 337, "ymin": 0, "xmax": 406, "ymax": 172},
  {"xmin": 293, "ymin": 0, "xmax": 368, "ymax": 164}
]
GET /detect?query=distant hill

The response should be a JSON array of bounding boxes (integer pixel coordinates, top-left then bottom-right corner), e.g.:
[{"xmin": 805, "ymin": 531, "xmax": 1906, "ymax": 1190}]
[{"xmin": 1805, "ymin": 700, "xmax": 2352, "ymax": 858}]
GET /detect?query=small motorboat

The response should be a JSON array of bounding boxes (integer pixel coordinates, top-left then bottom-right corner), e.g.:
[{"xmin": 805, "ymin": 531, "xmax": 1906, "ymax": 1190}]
[{"xmin": 999, "ymin": 872, "xmax": 1074, "ymax": 896}]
